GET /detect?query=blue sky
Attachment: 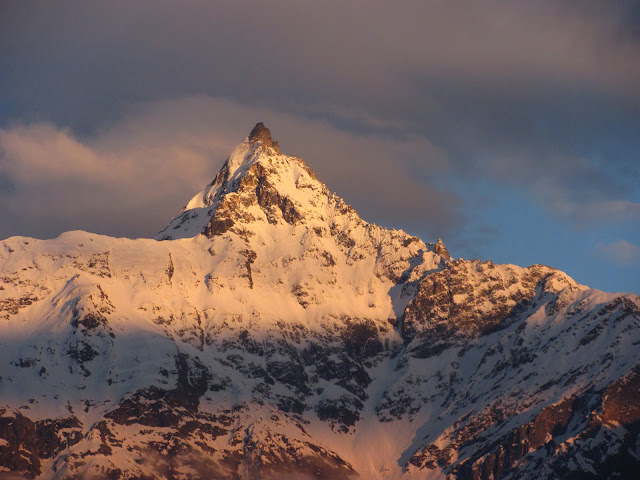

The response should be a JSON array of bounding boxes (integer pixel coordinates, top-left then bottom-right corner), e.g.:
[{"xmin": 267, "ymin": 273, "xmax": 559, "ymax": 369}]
[{"xmin": 0, "ymin": 0, "xmax": 638, "ymax": 293}]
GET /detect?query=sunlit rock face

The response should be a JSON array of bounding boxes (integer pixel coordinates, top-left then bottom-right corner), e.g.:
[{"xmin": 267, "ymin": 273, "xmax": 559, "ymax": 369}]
[{"xmin": 1, "ymin": 124, "xmax": 639, "ymax": 480}]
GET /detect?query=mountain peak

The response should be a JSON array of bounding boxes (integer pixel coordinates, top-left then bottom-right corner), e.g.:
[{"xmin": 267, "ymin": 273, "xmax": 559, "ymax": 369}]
[
  {"xmin": 248, "ymin": 122, "xmax": 280, "ymax": 154},
  {"xmin": 155, "ymin": 124, "xmax": 439, "ymax": 282}
]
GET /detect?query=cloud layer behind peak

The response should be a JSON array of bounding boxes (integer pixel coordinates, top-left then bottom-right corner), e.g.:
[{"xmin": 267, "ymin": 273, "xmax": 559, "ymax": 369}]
[{"xmin": 0, "ymin": 97, "xmax": 458, "ymax": 240}]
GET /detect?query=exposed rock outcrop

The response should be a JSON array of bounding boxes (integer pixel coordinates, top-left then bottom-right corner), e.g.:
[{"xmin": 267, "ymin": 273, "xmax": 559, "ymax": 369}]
[{"xmin": 249, "ymin": 122, "xmax": 280, "ymax": 154}]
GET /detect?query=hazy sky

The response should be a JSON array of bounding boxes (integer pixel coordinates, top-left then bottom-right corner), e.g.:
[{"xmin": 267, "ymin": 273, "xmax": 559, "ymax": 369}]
[{"xmin": 1, "ymin": 0, "xmax": 639, "ymax": 293}]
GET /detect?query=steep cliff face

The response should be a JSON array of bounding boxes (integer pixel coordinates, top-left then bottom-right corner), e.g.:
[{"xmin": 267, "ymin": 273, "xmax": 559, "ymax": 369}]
[{"xmin": 1, "ymin": 125, "xmax": 639, "ymax": 479}]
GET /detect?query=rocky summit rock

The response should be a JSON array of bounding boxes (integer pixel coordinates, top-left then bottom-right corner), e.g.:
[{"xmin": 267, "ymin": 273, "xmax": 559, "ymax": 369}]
[
  {"xmin": 434, "ymin": 237, "xmax": 450, "ymax": 259},
  {"xmin": 0, "ymin": 125, "xmax": 639, "ymax": 479},
  {"xmin": 248, "ymin": 122, "xmax": 280, "ymax": 153}
]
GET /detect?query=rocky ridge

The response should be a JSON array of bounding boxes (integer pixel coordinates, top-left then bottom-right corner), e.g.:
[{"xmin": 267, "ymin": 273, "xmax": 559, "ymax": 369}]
[{"xmin": 0, "ymin": 124, "xmax": 639, "ymax": 479}]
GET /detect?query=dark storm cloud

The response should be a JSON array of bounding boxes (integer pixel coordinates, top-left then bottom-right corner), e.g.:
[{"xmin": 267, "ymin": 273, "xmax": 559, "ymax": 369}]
[
  {"xmin": 3, "ymin": 1, "xmax": 640, "ymax": 125},
  {"xmin": 1, "ymin": 0, "xmax": 639, "ymax": 240}
]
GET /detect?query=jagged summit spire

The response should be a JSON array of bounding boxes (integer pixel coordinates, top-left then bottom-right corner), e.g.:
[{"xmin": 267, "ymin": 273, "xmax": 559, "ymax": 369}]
[
  {"xmin": 248, "ymin": 122, "xmax": 271, "ymax": 142},
  {"xmin": 248, "ymin": 122, "xmax": 280, "ymax": 154},
  {"xmin": 435, "ymin": 237, "xmax": 450, "ymax": 259}
]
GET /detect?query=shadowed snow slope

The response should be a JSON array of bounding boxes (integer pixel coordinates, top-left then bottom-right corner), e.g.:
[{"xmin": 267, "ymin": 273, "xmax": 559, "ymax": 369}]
[{"xmin": 1, "ymin": 124, "xmax": 639, "ymax": 480}]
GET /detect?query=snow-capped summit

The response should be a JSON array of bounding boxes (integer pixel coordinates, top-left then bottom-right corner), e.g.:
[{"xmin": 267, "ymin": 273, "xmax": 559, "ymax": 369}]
[
  {"xmin": 1, "ymin": 124, "xmax": 639, "ymax": 480},
  {"xmin": 157, "ymin": 122, "xmax": 325, "ymax": 240}
]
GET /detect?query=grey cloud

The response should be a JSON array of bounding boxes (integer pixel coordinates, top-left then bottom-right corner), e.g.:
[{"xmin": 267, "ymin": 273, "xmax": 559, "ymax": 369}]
[
  {"xmin": 3, "ymin": 1, "xmax": 640, "ymax": 125},
  {"xmin": 541, "ymin": 191, "xmax": 640, "ymax": 227},
  {"xmin": 597, "ymin": 240, "xmax": 640, "ymax": 266}
]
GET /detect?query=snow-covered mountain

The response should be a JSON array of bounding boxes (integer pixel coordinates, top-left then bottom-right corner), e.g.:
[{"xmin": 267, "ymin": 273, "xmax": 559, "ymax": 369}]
[{"xmin": 1, "ymin": 123, "xmax": 639, "ymax": 480}]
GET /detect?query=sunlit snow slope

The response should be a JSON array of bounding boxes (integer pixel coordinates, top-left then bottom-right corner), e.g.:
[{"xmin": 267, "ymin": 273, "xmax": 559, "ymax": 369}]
[{"xmin": 1, "ymin": 124, "xmax": 639, "ymax": 480}]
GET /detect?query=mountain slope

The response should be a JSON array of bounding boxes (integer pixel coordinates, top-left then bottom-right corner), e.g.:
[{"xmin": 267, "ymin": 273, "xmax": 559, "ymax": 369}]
[{"xmin": 1, "ymin": 124, "xmax": 639, "ymax": 480}]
